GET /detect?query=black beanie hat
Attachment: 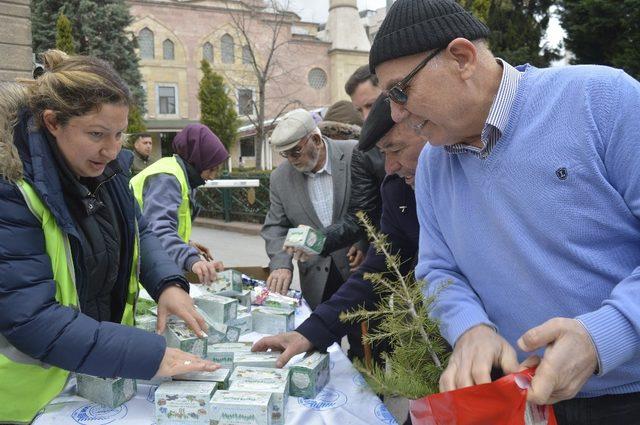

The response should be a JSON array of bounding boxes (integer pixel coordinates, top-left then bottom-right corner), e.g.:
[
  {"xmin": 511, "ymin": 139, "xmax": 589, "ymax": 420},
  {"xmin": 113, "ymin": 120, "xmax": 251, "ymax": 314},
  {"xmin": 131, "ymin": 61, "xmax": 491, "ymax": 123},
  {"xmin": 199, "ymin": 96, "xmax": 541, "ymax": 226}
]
[
  {"xmin": 358, "ymin": 94, "xmax": 395, "ymax": 152},
  {"xmin": 369, "ymin": 0, "xmax": 490, "ymax": 73}
]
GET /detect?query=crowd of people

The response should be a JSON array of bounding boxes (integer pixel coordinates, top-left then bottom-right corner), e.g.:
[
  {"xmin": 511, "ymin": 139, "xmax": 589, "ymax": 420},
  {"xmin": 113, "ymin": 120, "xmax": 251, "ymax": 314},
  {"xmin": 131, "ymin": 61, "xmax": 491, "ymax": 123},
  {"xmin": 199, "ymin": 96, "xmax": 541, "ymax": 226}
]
[{"xmin": 1, "ymin": 0, "xmax": 639, "ymax": 424}]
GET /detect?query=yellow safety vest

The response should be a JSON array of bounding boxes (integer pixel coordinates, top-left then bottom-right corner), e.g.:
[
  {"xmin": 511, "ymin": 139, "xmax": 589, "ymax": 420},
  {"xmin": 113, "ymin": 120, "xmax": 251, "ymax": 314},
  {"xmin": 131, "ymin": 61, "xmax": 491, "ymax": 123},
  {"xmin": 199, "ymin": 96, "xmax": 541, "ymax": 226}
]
[
  {"xmin": 0, "ymin": 180, "xmax": 139, "ymax": 424},
  {"xmin": 130, "ymin": 155, "xmax": 192, "ymax": 243}
]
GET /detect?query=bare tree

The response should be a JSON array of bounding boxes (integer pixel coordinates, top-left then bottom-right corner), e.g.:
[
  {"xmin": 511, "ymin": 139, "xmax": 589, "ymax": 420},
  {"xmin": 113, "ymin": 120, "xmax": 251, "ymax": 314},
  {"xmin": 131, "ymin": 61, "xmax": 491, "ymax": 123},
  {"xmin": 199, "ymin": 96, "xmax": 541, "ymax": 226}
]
[{"xmin": 223, "ymin": 0, "xmax": 304, "ymax": 170}]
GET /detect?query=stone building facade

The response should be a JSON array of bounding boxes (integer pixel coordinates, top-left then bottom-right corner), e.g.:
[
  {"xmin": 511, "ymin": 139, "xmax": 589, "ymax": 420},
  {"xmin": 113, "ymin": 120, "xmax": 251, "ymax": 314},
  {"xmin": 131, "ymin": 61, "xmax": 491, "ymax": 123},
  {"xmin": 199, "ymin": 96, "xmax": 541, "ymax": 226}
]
[
  {"xmin": 0, "ymin": 0, "xmax": 33, "ymax": 82},
  {"xmin": 127, "ymin": 0, "xmax": 370, "ymax": 169}
]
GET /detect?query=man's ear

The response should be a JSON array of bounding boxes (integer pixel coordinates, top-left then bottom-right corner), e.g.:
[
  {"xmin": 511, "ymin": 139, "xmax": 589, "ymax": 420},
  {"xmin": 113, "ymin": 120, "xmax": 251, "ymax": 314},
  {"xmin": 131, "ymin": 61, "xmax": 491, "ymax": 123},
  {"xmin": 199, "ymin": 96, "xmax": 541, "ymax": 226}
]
[
  {"xmin": 445, "ymin": 38, "xmax": 478, "ymax": 81},
  {"xmin": 42, "ymin": 110, "xmax": 61, "ymax": 135}
]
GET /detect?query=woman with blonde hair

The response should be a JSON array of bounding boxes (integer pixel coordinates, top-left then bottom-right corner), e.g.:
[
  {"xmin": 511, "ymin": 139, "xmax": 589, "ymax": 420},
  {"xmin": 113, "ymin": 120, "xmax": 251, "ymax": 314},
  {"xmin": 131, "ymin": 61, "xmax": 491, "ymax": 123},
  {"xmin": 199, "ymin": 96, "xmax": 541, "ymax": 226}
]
[{"xmin": 0, "ymin": 51, "xmax": 217, "ymax": 423}]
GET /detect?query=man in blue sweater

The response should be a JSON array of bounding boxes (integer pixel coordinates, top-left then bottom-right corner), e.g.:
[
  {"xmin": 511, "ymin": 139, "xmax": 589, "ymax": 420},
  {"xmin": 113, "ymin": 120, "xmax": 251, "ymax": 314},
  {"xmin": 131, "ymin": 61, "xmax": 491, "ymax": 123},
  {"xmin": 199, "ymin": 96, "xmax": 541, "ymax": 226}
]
[
  {"xmin": 253, "ymin": 96, "xmax": 425, "ymax": 369},
  {"xmin": 369, "ymin": 0, "xmax": 640, "ymax": 423}
]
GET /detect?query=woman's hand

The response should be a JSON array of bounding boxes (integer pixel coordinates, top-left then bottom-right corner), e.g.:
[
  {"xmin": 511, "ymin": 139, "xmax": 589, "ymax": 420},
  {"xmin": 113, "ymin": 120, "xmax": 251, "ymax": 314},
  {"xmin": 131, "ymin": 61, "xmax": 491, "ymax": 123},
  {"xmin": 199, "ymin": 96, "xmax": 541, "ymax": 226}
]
[
  {"xmin": 154, "ymin": 347, "xmax": 219, "ymax": 377},
  {"xmin": 156, "ymin": 285, "xmax": 208, "ymax": 338},
  {"xmin": 192, "ymin": 260, "xmax": 219, "ymax": 284}
]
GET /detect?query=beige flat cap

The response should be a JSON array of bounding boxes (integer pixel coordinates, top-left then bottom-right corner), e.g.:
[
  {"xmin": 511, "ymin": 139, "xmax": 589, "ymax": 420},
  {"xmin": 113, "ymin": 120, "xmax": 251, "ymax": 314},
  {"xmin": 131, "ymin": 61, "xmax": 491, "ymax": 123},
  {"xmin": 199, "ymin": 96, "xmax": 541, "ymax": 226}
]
[{"xmin": 270, "ymin": 108, "xmax": 317, "ymax": 152}]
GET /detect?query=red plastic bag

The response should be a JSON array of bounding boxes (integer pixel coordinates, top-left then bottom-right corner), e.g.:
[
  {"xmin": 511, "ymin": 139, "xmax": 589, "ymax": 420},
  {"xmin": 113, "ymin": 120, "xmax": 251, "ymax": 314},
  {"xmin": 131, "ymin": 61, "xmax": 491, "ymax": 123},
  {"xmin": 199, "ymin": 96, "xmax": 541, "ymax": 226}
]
[{"xmin": 410, "ymin": 368, "xmax": 557, "ymax": 425}]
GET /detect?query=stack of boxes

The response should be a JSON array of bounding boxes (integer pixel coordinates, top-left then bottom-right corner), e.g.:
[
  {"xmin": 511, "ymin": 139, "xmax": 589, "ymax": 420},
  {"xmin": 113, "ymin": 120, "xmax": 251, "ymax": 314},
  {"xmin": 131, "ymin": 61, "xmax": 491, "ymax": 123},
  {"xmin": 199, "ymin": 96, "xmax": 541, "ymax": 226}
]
[{"xmin": 77, "ymin": 267, "xmax": 335, "ymax": 423}]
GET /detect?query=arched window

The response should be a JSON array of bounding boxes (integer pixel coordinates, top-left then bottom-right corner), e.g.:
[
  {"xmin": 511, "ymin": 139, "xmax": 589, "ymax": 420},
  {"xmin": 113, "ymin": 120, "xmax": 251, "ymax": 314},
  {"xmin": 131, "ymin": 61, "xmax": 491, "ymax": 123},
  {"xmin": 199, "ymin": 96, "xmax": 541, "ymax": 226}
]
[
  {"xmin": 242, "ymin": 45, "xmax": 252, "ymax": 65},
  {"xmin": 138, "ymin": 27, "xmax": 154, "ymax": 59},
  {"xmin": 308, "ymin": 68, "xmax": 328, "ymax": 89},
  {"xmin": 203, "ymin": 42, "xmax": 214, "ymax": 62},
  {"xmin": 221, "ymin": 34, "xmax": 235, "ymax": 64},
  {"xmin": 163, "ymin": 39, "xmax": 175, "ymax": 60}
]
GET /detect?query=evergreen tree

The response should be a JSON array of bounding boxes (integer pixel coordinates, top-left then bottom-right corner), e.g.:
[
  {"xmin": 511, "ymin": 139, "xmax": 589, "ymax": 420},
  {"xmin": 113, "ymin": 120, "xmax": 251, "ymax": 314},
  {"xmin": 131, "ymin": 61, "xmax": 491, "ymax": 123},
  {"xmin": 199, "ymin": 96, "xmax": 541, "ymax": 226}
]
[
  {"xmin": 32, "ymin": 0, "xmax": 147, "ymax": 116},
  {"xmin": 198, "ymin": 60, "xmax": 239, "ymax": 151},
  {"xmin": 127, "ymin": 104, "xmax": 147, "ymax": 134},
  {"xmin": 55, "ymin": 11, "xmax": 75, "ymax": 54},
  {"xmin": 558, "ymin": 0, "xmax": 640, "ymax": 80},
  {"xmin": 341, "ymin": 213, "xmax": 448, "ymax": 399},
  {"xmin": 460, "ymin": 0, "xmax": 559, "ymax": 67}
]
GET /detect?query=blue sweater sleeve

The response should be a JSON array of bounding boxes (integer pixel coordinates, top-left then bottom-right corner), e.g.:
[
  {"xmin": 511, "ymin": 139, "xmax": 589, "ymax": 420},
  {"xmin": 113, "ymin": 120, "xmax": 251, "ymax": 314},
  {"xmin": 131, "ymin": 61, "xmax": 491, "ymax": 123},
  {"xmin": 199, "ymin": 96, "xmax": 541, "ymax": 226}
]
[
  {"xmin": 296, "ymin": 180, "xmax": 417, "ymax": 350},
  {"xmin": 142, "ymin": 174, "xmax": 201, "ymax": 271},
  {"xmin": 0, "ymin": 181, "xmax": 165, "ymax": 380},
  {"xmin": 415, "ymin": 147, "xmax": 495, "ymax": 346},
  {"xmin": 575, "ymin": 70, "xmax": 640, "ymax": 376}
]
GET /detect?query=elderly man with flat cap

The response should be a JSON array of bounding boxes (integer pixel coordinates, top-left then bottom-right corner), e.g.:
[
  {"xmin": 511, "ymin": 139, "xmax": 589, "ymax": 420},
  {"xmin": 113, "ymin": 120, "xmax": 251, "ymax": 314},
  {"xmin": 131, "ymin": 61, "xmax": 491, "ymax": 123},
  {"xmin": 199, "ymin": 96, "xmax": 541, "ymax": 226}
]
[
  {"xmin": 261, "ymin": 108, "xmax": 358, "ymax": 315},
  {"xmin": 255, "ymin": 97, "xmax": 427, "ymax": 423},
  {"xmin": 368, "ymin": 0, "xmax": 640, "ymax": 422}
]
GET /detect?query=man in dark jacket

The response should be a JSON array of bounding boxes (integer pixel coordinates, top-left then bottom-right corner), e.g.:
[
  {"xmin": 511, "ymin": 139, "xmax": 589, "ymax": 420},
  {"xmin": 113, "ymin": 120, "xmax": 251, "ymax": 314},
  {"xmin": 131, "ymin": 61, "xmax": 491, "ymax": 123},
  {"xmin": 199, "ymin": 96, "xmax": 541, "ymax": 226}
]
[
  {"xmin": 319, "ymin": 65, "xmax": 386, "ymax": 268},
  {"xmin": 254, "ymin": 95, "xmax": 426, "ymax": 367},
  {"xmin": 127, "ymin": 132, "xmax": 154, "ymax": 176}
]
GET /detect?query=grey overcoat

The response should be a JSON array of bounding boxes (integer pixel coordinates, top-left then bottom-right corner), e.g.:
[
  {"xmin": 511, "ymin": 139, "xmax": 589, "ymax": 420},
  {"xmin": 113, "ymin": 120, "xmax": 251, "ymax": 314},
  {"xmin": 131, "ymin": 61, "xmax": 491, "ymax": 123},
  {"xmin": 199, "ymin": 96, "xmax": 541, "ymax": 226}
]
[{"xmin": 261, "ymin": 137, "xmax": 356, "ymax": 308}]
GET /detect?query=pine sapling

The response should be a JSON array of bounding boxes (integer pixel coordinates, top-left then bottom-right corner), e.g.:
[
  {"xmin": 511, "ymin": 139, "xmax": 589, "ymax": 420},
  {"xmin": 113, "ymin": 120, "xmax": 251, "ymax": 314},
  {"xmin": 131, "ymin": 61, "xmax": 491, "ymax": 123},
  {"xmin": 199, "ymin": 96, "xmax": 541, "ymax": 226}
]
[{"xmin": 340, "ymin": 212, "xmax": 449, "ymax": 399}]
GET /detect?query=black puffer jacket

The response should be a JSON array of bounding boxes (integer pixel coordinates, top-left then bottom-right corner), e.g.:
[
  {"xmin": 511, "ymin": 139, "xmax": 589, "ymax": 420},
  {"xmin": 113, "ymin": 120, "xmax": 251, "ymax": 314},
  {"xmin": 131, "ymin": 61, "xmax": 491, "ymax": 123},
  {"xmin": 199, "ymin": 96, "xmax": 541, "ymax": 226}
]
[{"xmin": 320, "ymin": 145, "xmax": 385, "ymax": 255}]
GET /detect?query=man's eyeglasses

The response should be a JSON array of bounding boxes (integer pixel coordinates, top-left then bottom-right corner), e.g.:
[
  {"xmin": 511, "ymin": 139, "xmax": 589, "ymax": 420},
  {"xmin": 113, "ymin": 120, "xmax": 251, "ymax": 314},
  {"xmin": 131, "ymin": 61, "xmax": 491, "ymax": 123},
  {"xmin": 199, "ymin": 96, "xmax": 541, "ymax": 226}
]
[
  {"xmin": 387, "ymin": 48, "xmax": 443, "ymax": 106},
  {"xmin": 279, "ymin": 134, "xmax": 311, "ymax": 158}
]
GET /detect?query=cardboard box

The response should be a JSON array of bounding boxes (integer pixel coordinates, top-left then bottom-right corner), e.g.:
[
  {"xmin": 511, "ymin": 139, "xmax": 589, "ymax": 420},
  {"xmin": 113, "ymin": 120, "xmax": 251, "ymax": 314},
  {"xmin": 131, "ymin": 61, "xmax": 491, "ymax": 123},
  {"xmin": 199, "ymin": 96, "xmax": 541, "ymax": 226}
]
[
  {"xmin": 251, "ymin": 307, "xmax": 295, "ymax": 335},
  {"xmin": 209, "ymin": 390, "xmax": 273, "ymax": 425},
  {"xmin": 206, "ymin": 321, "xmax": 242, "ymax": 344},
  {"xmin": 230, "ymin": 366, "xmax": 290, "ymax": 387},
  {"xmin": 164, "ymin": 322, "xmax": 207, "ymax": 357},
  {"xmin": 206, "ymin": 269, "xmax": 244, "ymax": 296},
  {"xmin": 76, "ymin": 374, "xmax": 136, "ymax": 408},
  {"xmin": 287, "ymin": 352, "xmax": 330, "ymax": 398},
  {"xmin": 233, "ymin": 352, "xmax": 281, "ymax": 369},
  {"xmin": 174, "ymin": 368, "xmax": 232, "ymax": 390},
  {"xmin": 155, "ymin": 381, "xmax": 217, "ymax": 424},
  {"xmin": 226, "ymin": 312, "xmax": 252, "ymax": 335},
  {"xmin": 228, "ymin": 374, "xmax": 288, "ymax": 425},
  {"xmin": 195, "ymin": 293, "xmax": 238, "ymax": 323},
  {"xmin": 206, "ymin": 342, "xmax": 254, "ymax": 368},
  {"xmin": 262, "ymin": 293, "xmax": 298, "ymax": 313},
  {"xmin": 284, "ymin": 226, "xmax": 325, "ymax": 255},
  {"xmin": 232, "ymin": 289, "xmax": 252, "ymax": 308}
]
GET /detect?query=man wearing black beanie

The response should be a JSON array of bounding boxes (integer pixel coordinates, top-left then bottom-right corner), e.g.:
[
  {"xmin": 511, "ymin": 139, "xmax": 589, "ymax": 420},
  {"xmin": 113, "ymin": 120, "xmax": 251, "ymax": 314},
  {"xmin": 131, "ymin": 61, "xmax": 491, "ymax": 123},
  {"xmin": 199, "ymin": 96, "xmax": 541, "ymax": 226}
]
[{"xmin": 368, "ymin": 0, "xmax": 640, "ymax": 424}]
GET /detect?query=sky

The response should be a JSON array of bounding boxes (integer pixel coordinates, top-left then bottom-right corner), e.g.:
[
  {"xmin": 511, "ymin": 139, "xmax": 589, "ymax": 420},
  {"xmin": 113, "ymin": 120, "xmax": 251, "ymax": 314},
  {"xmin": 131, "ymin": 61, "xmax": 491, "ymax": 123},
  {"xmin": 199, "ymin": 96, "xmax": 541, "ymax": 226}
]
[
  {"xmin": 286, "ymin": 0, "xmax": 388, "ymax": 23},
  {"xmin": 285, "ymin": 0, "xmax": 565, "ymax": 52}
]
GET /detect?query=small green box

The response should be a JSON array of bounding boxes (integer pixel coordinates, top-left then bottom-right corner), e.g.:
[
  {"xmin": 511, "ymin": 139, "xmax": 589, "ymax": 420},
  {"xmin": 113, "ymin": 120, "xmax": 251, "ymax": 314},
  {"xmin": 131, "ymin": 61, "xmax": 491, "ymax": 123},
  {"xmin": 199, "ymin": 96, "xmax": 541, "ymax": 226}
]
[
  {"xmin": 155, "ymin": 381, "xmax": 216, "ymax": 425},
  {"xmin": 263, "ymin": 293, "xmax": 298, "ymax": 313},
  {"xmin": 229, "ymin": 371, "xmax": 288, "ymax": 425},
  {"xmin": 251, "ymin": 307, "xmax": 295, "ymax": 335},
  {"xmin": 233, "ymin": 352, "xmax": 281, "ymax": 369},
  {"xmin": 227, "ymin": 312, "xmax": 253, "ymax": 335},
  {"xmin": 207, "ymin": 269, "xmax": 243, "ymax": 296},
  {"xmin": 206, "ymin": 342, "xmax": 253, "ymax": 367},
  {"xmin": 206, "ymin": 321, "xmax": 242, "ymax": 344},
  {"xmin": 287, "ymin": 351, "xmax": 330, "ymax": 398},
  {"xmin": 76, "ymin": 374, "xmax": 136, "ymax": 408},
  {"xmin": 284, "ymin": 226, "xmax": 325, "ymax": 255},
  {"xmin": 209, "ymin": 390, "xmax": 273, "ymax": 425},
  {"xmin": 174, "ymin": 368, "xmax": 232, "ymax": 390},
  {"xmin": 164, "ymin": 322, "xmax": 207, "ymax": 357},
  {"xmin": 232, "ymin": 289, "xmax": 252, "ymax": 308},
  {"xmin": 195, "ymin": 293, "xmax": 238, "ymax": 323}
]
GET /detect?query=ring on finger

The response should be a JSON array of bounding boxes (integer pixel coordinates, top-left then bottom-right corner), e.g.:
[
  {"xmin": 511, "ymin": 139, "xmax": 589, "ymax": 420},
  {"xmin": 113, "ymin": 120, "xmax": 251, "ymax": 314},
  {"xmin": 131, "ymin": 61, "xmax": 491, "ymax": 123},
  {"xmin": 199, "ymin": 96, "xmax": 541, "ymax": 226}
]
[{"xmin": 184, "ymin": 360, "xmax": 192, "ymax": 366}]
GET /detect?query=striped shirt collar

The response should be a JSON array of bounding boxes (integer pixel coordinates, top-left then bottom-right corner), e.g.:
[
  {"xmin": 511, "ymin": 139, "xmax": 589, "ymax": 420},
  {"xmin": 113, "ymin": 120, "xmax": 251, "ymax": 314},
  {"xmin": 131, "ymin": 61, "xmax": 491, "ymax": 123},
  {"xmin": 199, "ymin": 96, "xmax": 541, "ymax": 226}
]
[{"xmin": 445, "ymin": 59, "xmax": 522, "ymax": 159}]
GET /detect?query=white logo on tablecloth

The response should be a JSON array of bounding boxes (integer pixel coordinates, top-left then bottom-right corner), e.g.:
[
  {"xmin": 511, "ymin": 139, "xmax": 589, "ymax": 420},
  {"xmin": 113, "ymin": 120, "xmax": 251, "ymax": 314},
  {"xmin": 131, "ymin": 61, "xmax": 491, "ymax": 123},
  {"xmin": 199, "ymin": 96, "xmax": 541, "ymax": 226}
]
[
  {"xmin": 298, "ymin": 388, "xmax": 347, "ymax": 411},
  {"xmin": 71, "ymin": 404, "xmax": 128, "ymax": 424},
  {"xmin": 375, "ymin": 403, "xmax": 398, "ymax": 424},
  {"xmin": 352, "ymin": 374, "xmax": 367, "ymax": 387}
]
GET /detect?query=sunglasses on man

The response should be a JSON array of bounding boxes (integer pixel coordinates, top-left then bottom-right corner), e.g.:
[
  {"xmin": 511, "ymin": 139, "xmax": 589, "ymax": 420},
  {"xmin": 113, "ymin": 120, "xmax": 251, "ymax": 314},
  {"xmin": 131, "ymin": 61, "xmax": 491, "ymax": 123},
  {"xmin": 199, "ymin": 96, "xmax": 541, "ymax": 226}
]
[
  {"xmin": 387, "ymin": 48, "xmax": 444, "ymax": 105},
  {"xmin": 279, "ymin": 133, "xmax": 312, "ymax": 158}
]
